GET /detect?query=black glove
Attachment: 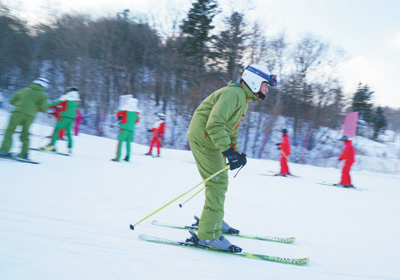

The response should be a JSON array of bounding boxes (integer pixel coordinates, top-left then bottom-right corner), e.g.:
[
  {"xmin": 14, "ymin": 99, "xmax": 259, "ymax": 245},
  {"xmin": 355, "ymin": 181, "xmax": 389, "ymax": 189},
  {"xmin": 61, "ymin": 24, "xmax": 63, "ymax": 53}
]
[
  {"xmin": 148, "ymin": 129, "xmax": 152, "ymax": 132},
  {"xmin": 222, "ymin": 146, "xmax": 247, "ymax": 170}
]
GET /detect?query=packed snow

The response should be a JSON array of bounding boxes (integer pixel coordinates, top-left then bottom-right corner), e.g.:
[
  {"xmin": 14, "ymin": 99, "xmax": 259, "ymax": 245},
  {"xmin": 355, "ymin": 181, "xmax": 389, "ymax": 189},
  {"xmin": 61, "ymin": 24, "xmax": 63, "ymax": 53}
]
[{"xmin": 1, "ymin": 110, "xmax": 400, "ymax": 280}]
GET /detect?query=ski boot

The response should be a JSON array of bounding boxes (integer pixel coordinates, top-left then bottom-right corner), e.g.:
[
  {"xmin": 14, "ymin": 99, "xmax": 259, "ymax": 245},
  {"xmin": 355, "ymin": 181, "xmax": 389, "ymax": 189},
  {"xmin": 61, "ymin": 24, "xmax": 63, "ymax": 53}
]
[
  {"xmin": 16, "ymin": 154, "xmax": 29, "ymax": 160},
  {"xmin": 41, "ymin": 145, "xmax": 56, "ymax": 152},
  {"xmin": 192, "ymin": 216, "xmax": 240, "ymax": 235},
  {"xmin": 193, "ymin": 231, "xmax": 241, "ymax": 253},
  {"xmin": 0, "ymin": 151, "xmax": 12, "ymax": 158},
  {"xmin": 222, "ymin": 220, "xmax": 240, "ymax": 235}
]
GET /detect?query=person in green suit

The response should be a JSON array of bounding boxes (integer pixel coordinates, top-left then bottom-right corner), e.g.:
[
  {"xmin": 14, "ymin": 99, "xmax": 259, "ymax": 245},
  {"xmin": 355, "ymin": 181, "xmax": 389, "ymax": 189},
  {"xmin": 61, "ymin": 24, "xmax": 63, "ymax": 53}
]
[
  {"xmin": 41, "ymin": 87, "xmax": 80, "ymax": 153},
  {"xmin": 112, "ymin": 97, "xmax": 140, "ymax": 162},
  {"xmin": 186, "ymin": 65, "xmax": 277, "ymax": 252},
  {"xmin": 0, "ymin": 78, "xmax": 49, "ymax": 160}
]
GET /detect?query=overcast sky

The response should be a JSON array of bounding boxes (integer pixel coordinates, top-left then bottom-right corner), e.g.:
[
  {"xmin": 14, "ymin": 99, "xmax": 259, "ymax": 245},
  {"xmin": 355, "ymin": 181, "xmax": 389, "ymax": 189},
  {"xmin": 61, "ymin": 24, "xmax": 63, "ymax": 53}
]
[{"xmin": 4, "ymin": 0, "xmax": 400, "ymax": 109}]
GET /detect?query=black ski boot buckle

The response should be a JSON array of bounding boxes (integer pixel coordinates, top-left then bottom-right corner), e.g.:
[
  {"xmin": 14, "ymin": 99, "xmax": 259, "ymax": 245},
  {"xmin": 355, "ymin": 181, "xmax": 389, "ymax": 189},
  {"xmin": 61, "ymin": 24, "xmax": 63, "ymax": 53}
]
[{"xmin": 186, "ymin": 230, "xmax": 200, "ymax": 245}]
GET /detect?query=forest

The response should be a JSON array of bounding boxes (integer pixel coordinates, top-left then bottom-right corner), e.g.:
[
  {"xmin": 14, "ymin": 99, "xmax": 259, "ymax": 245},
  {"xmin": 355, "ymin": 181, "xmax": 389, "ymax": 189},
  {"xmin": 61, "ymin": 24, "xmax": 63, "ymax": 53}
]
[{"xmin": 1, "ymin": 0, "xmax": 398, "ymax": 160}]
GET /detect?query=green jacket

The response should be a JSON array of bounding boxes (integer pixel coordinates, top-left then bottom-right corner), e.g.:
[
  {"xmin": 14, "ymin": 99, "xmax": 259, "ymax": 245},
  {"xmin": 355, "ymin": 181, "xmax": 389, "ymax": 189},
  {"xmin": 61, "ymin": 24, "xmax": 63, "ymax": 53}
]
[
  {"xmin": 49, "ymin": 100, "xmax": 80, "ymax": 119},
  {"xmin": 117, "ymin": 110, "xmax": 140, "ymax": 132},
  {"xmin": 10, "ymin": 84, "xmax": 48, "ymax": 117},
  {"xmin": 186, "ymin": 81, "xmax": 258, "ymax": 153}
]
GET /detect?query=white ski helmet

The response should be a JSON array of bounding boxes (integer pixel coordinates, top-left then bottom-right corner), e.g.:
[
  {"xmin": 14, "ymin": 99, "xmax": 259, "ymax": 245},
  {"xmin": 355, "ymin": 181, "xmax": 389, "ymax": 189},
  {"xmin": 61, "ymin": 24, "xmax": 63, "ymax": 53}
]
[
  {"xmin": 156, "ymin": 113, "xmax": 166, "ymax": 120},
  {"xmin": 65, "ymin": 87, "xmax": 80, "ymax": 101},
  {"xmin": 126, "ymin": 98, "xmax": 140, "ymax": 112},
  {"xmin": 33, "ymin": 77, "xmax": 51, "ymax": 89},
  {"xmin": 241, "ymin": 65, "xmax": 277, "ymax": 94}
]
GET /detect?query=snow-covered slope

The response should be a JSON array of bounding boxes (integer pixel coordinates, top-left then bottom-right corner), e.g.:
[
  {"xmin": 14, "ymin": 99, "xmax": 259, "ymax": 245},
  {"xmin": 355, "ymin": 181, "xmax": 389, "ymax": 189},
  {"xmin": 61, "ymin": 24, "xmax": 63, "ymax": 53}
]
[{"xmin": 1, "ymin": 111, "xmax": 400, "ymax": 280}]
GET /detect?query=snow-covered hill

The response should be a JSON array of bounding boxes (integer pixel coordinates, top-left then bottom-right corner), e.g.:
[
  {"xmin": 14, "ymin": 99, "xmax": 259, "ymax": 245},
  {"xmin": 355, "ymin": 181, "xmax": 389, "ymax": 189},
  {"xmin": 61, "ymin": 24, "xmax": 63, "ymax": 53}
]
[{"xmin": 1, "ymin": 110, "xmax": 400, "ymax": 280}]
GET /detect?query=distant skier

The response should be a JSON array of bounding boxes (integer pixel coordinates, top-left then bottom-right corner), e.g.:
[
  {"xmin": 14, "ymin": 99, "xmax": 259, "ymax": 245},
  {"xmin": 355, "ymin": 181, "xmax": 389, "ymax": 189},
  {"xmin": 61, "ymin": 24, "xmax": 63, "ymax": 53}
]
[
  {"xmin": 336, "ymin": 135, "xmax": 355, "ymax": 187},
  {"xmin": 112, "ymin": 97, "xmax": 140, "ymax": 162},
  {"xmin": 0, "ymin": 78, "xmax": 49, "ymax": 160},
  {"xmin": 145, "ymin": 113, "xmax": 165, "ymax": 157},
  {"xmin": 186, "ymin": 64, "xmax": 277, "ymax": 252},
  {"xmin": 276, "ymin": 128, "xmax": 291, "ymax": 176},
  {"xmin": 41, "ymin": 87, "xmax": 80, "ymax": 153},
  {"xmin": 74, "ymin": 108, "xmax": 84, "ymax": 136}
]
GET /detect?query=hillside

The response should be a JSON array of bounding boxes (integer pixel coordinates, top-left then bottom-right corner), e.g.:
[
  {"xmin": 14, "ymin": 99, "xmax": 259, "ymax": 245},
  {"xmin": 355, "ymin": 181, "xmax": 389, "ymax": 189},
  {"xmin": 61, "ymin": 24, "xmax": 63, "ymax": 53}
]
[{"xmin": 1, "ymin": 110, "xmax": 400, "ymax": 279}]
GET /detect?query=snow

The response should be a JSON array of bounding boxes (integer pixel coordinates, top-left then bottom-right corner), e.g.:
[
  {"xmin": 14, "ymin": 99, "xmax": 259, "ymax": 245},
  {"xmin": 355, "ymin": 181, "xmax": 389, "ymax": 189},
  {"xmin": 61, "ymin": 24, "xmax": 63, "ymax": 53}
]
[{"xmin": 1, "ymin": 110, "xmax": 400, "ymax": 280}]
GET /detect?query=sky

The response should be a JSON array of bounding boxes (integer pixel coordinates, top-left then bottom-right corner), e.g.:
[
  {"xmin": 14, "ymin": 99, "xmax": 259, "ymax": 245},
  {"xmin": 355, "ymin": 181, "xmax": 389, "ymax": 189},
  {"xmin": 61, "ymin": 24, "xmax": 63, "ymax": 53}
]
[{"xmin": 3, "ymin": 0, "xmax": 400, "ymax": 109}]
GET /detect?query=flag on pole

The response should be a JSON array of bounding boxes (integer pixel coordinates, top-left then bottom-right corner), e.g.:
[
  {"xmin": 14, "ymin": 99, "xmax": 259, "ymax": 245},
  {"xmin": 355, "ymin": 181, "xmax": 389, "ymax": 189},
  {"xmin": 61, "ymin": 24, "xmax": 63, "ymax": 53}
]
[{"xmin": 342, "ymin": 112, "xmax": 359, "ymax": 138}]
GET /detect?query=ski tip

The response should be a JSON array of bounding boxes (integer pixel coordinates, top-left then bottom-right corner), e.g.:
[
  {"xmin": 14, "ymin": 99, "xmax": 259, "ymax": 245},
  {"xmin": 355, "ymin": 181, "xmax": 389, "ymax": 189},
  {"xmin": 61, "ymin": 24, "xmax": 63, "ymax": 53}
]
[{"xmin": 129, "ymin": 224, "xmax": 135, "ymax": 230}]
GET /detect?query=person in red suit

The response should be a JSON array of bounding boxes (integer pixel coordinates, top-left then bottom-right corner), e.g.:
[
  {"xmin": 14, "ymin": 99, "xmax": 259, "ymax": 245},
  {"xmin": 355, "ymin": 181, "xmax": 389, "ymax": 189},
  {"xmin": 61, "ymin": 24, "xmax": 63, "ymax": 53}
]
[
  {"xmin": 336, "ymin": 135, "xmax": 355, "ymax": 187},
  {"xmin": 145, "ymin": 113, "xmax": 165, "ymax": 157},
  {"xmin": 276, "ymin": 128, "xmax": 291, "ymax": 176},
  {"xmin": 74, "ymin": 108, "xmax": 83, "ymax": 136}
]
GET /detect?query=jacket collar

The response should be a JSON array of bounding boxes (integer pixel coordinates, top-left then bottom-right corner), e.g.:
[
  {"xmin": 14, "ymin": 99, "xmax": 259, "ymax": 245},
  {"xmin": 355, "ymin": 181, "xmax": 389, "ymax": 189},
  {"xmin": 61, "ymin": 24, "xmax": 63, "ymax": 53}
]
[{"xmin": 229, "ymin": 80, "xmax": 258, "ymax": 101}]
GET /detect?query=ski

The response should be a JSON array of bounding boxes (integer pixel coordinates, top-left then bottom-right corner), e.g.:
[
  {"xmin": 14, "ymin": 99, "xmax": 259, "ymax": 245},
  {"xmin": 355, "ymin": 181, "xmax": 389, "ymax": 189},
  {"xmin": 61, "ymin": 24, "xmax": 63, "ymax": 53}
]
[
  {"xmin": 259, "ymin": 173, "xmax": 278, "ymax": 177},
  {"xmin": 0, "ymin": 155, "xmax": 40, "ymax": 164},
  {"xmin": 139, "ymin": 234, "xmax": 308, "ymax": 265},
  {"xmin": 151, "ymin": 220, "xmax": 295, "ymax": 244},
  {"xmin": 317, "ymin": 182, "xmax": 365, "ymax": 191},
  {"xmin": 30, "ymin": 148, "xmax": 70, "ymax": 156},
  {"xmin": 259, "ymin": 173, "xmax": 296, "ymax": 178},
  {"xmin": 267, "ymin": 171, "xmax": 299, "ymax": 177}
]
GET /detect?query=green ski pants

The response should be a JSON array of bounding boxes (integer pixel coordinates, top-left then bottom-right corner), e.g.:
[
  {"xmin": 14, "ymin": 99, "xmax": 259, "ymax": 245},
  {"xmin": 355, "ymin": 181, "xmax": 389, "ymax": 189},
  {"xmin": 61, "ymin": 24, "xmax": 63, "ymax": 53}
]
[
  {"xmin": 51, "ymin": 117, "xmax": 74, "ymax": 148},
  {"xmin": 189, "ymin": 140, "xmax": 229, "ymax": 240},
  {"xmin": 0, "ymin": 112, "xmax": 34, "ymax": 156},
  {"xmin": 115, "ymin": 129, "xmax": 134, "ymax": 161}
]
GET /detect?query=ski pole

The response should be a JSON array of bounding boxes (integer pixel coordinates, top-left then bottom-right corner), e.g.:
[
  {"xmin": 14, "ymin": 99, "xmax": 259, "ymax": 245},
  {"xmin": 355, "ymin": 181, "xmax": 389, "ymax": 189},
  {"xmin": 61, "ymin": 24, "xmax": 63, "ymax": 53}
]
[
  {"xmin": 129, "ymin": 164, "xmax": 230, "ymax": 230},
  {"xmin": 179, "ymin": 185, "xmax": 205, "ymax": 208}
]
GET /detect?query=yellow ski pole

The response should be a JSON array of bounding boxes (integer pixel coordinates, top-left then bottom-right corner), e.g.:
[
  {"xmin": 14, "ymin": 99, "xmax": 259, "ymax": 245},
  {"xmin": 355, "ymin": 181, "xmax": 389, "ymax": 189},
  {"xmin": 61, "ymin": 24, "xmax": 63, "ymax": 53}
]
[
  {"xmin": 129, "ymin": 165, "xmax": 230, "ymax": 230},
  {"xmin": 179, "ymin": 185, "xmax": 205, "ymax": 208}
]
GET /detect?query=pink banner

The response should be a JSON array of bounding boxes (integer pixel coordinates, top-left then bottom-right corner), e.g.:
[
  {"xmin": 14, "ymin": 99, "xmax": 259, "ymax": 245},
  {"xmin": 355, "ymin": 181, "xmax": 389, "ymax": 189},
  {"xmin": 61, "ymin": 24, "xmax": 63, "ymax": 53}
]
[{"xmin": 342, "ymin": 112, "xmax": 358, "ymax": 138}]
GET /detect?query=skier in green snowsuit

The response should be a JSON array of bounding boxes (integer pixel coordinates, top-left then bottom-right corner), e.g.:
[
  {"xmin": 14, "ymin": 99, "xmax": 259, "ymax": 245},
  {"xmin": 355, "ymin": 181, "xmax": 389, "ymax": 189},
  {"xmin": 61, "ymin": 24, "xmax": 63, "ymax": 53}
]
[
  {"xmin": 0, "ymin": 78, "xmax": 49, "ymax": 160},
  {"xmin": 186, "ymin": 65, "xmax": 277, "ymax": 252},
  {"xmin": 41, "ymin": 87, "xmax": 80, "ymax": 153},
  {"xmin": 112, "ymin": 98, "xmax": 140, "ymax": 162}
]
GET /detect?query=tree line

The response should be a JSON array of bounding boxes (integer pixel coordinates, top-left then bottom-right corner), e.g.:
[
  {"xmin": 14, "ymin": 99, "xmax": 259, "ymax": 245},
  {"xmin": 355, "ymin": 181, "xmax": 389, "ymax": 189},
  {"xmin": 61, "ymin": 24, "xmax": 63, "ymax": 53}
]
[{"xmin": 0, "ymin": 0, "xmax": 396, "ymax": 159}]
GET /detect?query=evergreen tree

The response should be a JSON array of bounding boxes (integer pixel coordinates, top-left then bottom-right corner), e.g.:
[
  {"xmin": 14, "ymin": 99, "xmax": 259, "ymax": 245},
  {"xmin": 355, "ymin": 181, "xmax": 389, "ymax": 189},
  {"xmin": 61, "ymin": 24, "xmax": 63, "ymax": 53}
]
[
  {"xmin": 212, "ymin": 11, "xmax": 248, "ymax": 80},
  {"xmin": 351, "ymin": 83, "xmax": 374, "ymax": 123},
  {"xmin": 372, "ymin": 106, "xmax": 387, "ymax": 140},
  {"xmin": 179, "ymin": 0, "xmax": 219, "ymax": 71}
]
